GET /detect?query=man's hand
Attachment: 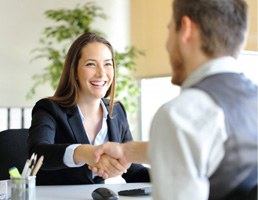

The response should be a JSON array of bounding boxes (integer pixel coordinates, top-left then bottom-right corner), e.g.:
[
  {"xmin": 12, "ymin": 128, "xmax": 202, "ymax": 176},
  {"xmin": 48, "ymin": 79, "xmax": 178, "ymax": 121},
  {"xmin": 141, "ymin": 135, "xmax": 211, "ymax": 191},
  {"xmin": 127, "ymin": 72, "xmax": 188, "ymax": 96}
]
[
  {"xmin": 94, "ymin": 141, "xmax": 149, "ymax": 164},
  {"xmin": 88, "ymin": 141, "xmax": 149, "ymax": 179},
  {"xmin": 89, "ymin": 154, "xmax": 129, "ymax": 179},
  {"xmin": 73, "ymin": 144, "xmax": 130, "ymax": 179},
  {"xmin": 89, "ymin": 142, "xmax": 131, "ymax": 179},
  {"xmin": 94, "ymin": 142, "xmax": 127, "ymax": 163}
]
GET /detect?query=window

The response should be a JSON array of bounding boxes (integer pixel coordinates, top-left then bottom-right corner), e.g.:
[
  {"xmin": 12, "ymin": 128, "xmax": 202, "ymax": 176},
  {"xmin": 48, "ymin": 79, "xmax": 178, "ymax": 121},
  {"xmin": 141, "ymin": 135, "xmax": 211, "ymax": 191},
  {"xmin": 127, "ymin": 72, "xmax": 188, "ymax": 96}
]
[
  {"xmin": 238, "ymin": 51, "xmax": 258, "ymax": 85},
  {"xmin": 140, "ymin": 77, "xmax": 180, "ymax": 140}
]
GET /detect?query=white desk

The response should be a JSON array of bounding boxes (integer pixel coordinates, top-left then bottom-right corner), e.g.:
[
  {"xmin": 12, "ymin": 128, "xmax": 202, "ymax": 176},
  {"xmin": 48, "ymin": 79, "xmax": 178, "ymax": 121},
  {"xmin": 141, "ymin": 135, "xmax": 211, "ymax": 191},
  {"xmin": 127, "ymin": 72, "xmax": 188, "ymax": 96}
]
[{"xmin": 36, "ymin": 183, "xmax": 152, "ymax": 200}]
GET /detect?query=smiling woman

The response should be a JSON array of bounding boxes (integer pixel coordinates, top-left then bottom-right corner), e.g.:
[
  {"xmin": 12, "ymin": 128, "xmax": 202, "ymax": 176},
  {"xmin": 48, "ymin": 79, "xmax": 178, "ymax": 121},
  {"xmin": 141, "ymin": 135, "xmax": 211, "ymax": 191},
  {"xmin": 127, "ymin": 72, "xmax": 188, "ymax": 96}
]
[
  {"xmin": 27, "ymin": 32, "xmax": 150, "ymax": 186},
  {"xmin": 48, "ymin": 32, "xmax": 116, "ymax": 115},
  {"xmin": 77, "ymin": 42, "xmax": 114, "ymax": 105}
]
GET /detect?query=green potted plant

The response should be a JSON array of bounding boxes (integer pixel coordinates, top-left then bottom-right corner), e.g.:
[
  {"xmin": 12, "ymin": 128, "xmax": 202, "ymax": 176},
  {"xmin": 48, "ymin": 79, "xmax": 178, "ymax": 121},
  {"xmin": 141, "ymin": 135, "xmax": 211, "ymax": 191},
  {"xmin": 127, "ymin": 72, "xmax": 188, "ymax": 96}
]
[{"xmin": 27, "ymin": 2, "xmax": 143, "ymax": 115}]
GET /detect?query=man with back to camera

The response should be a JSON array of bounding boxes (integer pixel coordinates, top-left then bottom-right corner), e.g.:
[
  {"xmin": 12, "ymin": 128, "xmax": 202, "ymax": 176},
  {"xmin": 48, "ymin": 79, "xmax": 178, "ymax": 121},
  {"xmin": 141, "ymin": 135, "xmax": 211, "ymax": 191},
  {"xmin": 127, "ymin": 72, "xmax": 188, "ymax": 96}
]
[{"xmin": 91, "ymin": 0, "xmax": 258, "ymax": 199}]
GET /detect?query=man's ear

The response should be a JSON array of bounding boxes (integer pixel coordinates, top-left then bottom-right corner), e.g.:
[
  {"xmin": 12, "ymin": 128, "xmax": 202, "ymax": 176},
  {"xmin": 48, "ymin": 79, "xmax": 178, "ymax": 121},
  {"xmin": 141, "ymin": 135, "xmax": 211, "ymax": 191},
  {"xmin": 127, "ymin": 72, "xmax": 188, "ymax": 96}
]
[{"xmin": 180, "ymin": 16, "xmax": 194, "ymax": 43}]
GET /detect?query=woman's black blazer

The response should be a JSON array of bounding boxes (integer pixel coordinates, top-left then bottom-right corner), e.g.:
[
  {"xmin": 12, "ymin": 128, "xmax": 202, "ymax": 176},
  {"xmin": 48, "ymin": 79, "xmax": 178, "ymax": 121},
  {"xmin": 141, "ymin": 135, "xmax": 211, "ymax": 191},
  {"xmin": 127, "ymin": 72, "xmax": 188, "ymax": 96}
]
[{"xmin": 28, "ymin": 98, "xmax": 150, "ymax": 185}]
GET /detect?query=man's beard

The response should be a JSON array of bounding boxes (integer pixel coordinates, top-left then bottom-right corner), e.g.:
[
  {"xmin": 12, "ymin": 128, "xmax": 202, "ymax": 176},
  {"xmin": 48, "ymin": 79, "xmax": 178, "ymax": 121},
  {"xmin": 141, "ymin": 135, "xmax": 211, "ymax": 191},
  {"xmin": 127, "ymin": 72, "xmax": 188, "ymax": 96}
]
[{"xmin": 170, "ymin": 51, "xmax": 186, "ymax": 86}]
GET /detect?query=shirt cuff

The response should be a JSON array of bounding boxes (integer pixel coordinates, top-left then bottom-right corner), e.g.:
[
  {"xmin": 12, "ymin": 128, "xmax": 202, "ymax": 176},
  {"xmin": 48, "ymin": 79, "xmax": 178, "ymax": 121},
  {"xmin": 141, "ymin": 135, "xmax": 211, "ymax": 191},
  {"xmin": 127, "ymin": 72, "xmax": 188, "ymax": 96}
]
[{"xmin": 63, "ymin": 144, "xmax": 85, "ymax": 167}]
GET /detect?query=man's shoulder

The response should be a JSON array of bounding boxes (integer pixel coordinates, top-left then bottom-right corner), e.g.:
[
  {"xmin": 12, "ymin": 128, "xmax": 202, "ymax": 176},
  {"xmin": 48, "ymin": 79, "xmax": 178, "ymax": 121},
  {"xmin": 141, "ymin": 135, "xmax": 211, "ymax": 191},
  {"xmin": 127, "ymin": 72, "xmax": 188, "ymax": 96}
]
[{"xmin": 155, "ymin": 88, "xmax": 222, "ymax": 120}]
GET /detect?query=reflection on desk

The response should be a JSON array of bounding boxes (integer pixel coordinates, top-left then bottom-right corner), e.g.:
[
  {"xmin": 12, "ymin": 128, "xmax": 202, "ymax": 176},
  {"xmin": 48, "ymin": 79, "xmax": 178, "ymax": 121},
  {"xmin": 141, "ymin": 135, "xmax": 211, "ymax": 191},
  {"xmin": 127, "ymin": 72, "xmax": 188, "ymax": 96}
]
[{"xmin": 36, "ymin": 183, "xmax": 152, "ymax": 200}]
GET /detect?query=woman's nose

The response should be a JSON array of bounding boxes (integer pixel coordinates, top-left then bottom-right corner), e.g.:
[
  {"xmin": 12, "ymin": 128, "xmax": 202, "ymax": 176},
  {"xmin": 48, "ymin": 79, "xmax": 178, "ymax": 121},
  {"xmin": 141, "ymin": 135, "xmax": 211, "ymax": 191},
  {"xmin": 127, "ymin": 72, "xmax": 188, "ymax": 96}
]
[{"xmin": 96, "ymin": 65, "xmax": 105, "ymax": 77}]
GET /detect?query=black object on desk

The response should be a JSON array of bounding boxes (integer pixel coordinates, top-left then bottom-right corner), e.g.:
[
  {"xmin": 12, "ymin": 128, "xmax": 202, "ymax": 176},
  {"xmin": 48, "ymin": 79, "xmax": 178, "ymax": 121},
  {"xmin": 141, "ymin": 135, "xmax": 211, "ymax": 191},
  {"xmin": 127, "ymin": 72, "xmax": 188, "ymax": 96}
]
[
  {"xmin": 92, "ymin": 187, "xmax": 119, "ymax": 200},
  {"xmin": 118, "ymin": 187, "xmax": 152, "ymax": 196}
]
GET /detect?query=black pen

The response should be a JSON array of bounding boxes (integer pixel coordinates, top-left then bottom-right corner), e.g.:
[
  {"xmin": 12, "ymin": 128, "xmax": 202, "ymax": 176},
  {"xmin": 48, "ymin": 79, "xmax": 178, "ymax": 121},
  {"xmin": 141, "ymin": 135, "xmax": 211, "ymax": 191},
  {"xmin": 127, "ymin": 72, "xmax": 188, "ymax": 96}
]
[{"xmin": 26, "ymin": 154, "xmax": 37, "ymax": 177}]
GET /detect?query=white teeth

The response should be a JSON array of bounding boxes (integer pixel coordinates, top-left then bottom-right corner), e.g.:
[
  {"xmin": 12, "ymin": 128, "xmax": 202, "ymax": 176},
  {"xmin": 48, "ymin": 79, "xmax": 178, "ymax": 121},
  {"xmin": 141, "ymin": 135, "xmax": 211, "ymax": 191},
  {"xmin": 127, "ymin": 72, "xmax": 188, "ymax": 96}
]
[{"xmin": 91, "ymin": 81, "xmax": 105, "ymax": 86}]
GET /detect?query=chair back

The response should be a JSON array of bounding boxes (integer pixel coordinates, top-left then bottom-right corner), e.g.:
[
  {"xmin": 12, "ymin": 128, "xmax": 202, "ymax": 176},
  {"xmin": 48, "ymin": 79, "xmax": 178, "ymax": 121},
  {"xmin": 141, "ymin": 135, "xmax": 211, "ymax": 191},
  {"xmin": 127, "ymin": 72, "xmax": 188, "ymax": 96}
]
[{"xmin": 0, "ymin": 129, "xmax": 29, "ymax": 180}]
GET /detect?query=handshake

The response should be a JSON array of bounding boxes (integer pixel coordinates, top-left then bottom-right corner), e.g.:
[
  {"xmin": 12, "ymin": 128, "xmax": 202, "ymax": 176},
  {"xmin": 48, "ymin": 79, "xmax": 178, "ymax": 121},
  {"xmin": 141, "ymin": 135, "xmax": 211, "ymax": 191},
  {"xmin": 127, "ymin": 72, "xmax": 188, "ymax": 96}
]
[{"xmin": 74, "ymin": 141, "xmax": 149, "ymax": 179}]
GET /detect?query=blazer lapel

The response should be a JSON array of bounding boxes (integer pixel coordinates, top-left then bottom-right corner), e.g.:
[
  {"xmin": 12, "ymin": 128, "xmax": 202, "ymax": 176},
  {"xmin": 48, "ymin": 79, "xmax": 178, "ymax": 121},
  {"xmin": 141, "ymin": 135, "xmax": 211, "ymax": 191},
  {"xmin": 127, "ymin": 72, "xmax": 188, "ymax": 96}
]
[
  {"xmin": 106, "ymin": 111, "xmax": 121, "ymax": 142},
  {"xmin": 66, "ymin": 107, "xmax": 90, "ymax": 144},
  {"xmin": 102, "ymin": 99, "xmax": 120, "ymax": 142}
]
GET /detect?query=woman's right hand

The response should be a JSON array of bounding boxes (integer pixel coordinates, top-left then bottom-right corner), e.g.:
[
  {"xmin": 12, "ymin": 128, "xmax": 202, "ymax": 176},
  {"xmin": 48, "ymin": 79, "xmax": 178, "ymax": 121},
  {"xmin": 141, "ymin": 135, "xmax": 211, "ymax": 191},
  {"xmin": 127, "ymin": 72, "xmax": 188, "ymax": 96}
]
[
  {"xmin": 89, "ymin": 154, "xmax": 130, "ymax": 179},
  {"xmin": 73, "ymin": 144, "xmax": 130, "ymax": 179}
]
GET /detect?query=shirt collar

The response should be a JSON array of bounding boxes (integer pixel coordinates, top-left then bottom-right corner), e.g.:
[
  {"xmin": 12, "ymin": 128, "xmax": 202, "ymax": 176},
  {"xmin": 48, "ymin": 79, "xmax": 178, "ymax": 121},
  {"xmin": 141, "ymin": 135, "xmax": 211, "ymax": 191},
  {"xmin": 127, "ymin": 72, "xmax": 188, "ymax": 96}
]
[
  {"xmin": 182, "ymin": 56, "xmax": 243, "ymax": 89},
  {"xmin": 100, "ymin": 99, "xmax": 108, "ymax": 120},
  {"xmin": 77, "ymin": 99, "xmax": 108, "ymax": 121}
]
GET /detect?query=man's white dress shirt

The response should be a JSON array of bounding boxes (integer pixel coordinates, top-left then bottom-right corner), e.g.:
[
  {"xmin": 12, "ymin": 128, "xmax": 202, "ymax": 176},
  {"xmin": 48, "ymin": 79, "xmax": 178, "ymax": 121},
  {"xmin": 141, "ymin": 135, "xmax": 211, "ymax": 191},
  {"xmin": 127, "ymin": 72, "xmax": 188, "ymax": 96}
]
[{"xmin": 149, "ymin": 57, "xmax": 243, "ymax": 200}]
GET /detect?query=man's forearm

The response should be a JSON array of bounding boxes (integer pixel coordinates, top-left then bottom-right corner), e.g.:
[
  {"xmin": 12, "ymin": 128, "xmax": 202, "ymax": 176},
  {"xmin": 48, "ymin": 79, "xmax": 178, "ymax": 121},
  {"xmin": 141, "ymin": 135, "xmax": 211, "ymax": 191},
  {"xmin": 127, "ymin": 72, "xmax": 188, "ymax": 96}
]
[{"xmin": 123, "ymin": 141, "xmax": 149, "ymax": 164}]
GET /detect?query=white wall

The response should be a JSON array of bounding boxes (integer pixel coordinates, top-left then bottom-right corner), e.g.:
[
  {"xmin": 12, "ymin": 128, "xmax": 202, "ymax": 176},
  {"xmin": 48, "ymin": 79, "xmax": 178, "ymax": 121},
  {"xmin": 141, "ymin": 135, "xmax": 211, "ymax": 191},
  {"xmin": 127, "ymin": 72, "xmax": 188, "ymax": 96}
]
[{"xmin": 0, "ymin": 0, "xmax": 129, "ymax": 107}]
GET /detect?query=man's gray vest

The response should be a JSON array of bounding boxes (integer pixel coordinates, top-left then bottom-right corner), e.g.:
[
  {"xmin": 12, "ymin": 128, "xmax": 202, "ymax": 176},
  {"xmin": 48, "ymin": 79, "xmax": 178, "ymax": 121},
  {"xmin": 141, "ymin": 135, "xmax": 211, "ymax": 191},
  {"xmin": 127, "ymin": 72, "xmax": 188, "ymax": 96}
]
[{"xmin": 193, "ymin": 73, "xmax": 257, "ymax": 200}]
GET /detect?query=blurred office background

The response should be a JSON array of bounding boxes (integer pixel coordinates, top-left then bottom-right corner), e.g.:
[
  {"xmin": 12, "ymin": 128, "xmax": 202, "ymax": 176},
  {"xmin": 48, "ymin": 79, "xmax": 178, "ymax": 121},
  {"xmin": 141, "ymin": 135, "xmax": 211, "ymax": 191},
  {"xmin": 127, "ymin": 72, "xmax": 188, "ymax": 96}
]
[{"xmin": 0, "ymin": 0, "xmax": 257, "ymax": 141}]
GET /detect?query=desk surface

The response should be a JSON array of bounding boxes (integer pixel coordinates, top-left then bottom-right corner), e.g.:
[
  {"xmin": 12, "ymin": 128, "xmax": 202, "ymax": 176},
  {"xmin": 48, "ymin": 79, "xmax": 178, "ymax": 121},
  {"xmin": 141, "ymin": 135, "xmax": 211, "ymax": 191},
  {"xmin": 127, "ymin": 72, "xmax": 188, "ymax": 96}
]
[{"xmin": 36, "ymin": 183, "xmax": 152, "ymax": 200}]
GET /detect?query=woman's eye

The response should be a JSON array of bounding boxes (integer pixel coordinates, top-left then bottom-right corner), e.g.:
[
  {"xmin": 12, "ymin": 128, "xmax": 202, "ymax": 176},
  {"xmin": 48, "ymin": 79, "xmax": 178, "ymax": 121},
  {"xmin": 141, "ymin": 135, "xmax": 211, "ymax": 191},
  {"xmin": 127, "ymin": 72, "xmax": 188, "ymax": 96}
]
[
  {"xmin": 105, "ymin": 63, "xmax": 113, "ymax": 67},
  {"xmin": 85, "ymin": 63, "xmax": 95, "ymax": 67}
]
